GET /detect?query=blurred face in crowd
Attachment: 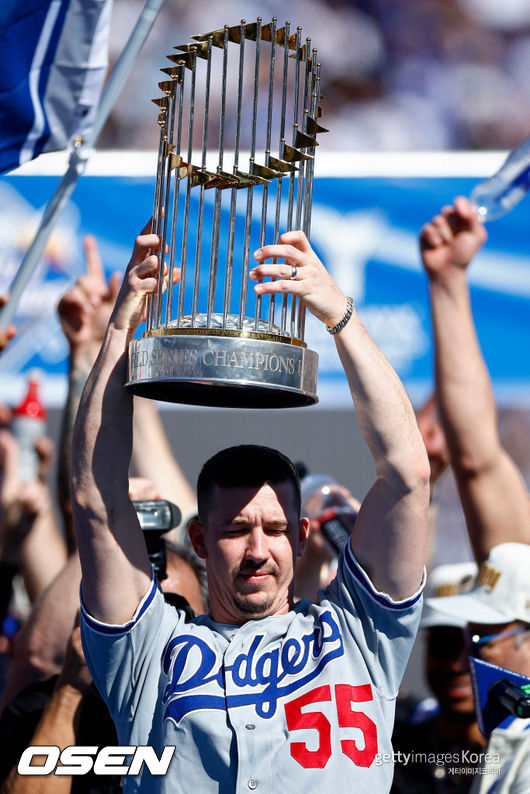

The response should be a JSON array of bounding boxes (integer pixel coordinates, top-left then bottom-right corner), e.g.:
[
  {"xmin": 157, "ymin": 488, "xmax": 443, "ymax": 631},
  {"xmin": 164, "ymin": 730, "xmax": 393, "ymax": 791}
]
[
  {"xmin": 162, "ymin": 553, "xmax": 205, "ymax": 617},
  {"xmin": 467, "ymin": 621, "xmax": 530, "ymax": 677},
  {"xmin": 416, "ymin": 396, "xmax": 450, "ymax": 485},
  {"xmin": 425, "ymin": 626, "xmax": 475, "ymax": 716},
  {"xmin": 189, "ymin": 481, "xmax": 308, "ymax": 625}
]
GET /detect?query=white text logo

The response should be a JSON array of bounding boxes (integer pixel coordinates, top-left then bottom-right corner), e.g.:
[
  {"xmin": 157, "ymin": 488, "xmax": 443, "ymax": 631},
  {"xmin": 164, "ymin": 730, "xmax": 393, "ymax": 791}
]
[{"xmin": 17, "ymin": 746, "xmax": 175, "ymax": 776}]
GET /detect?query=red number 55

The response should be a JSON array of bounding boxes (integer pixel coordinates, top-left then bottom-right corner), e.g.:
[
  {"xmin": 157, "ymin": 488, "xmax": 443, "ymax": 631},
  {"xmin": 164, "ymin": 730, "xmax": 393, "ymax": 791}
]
[{"xmin": 284, "ymin": 684, "xmax": 378, "ymax": 769}]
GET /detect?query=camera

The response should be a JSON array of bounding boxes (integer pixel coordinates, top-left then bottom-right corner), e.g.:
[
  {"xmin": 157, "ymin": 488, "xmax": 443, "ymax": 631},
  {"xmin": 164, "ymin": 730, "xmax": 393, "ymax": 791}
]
[
  {"xmin": 132, "ymin": 499, "xmax": 181, "ymax": 582},
  {"xmin": 489, "ymin": 680, "xmax": 530, "ymax": 719},
  {"xmin": 133, "ymin": 499, "xmax": 197, "ymax": 620},
  {"xmin": 470, "ymin": 655, "xmax": 530, "ymax": 737}
]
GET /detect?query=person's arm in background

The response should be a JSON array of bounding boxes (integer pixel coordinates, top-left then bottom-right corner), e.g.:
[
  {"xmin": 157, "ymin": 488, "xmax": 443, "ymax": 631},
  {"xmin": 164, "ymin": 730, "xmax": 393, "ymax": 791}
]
[
  {"xmin": 131, "ymin": 395, "xmax": 196, "ymax": 523},
  {"xmin": 0, "ymin": 430, "xmax": 20, "ymax": 630},
  {"xmin": 252, "ymin": 231, "xmax": 430, "ymax": 599},
  {"xmin": 0, "ymin": 621, "xmax": 92, "ymax": 794},
  {"xmin": 0, "ymin": 553, "xmax": 81, "ymax": 718},
  {"xmin": 0, "ymin": 431, "xmax": 66, "ymax": 605},
  {"xmin": 420, "ymin": 196, "xmax": 530, "ymax": 562},
  {"xmin": 0, "ymin": 475, "xmax": 159, "ymax": 718},
  {"xmin": 18, "ymin": 437, "xmax": 67, "ymax": 602},
  {"xmin": 57, "ymin": 236, "xmax": 121, "ymax": 550}
]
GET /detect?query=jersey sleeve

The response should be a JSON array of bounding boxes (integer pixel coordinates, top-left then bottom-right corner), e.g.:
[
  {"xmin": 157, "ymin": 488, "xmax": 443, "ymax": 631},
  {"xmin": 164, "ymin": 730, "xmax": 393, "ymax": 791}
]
[
  {"xmin": 321, "ymin": 540, "xmax": 425, "ymax": 700},
  {"xmin": 80, "ymin": 574, "xmax": 182, "ymax": 736}
]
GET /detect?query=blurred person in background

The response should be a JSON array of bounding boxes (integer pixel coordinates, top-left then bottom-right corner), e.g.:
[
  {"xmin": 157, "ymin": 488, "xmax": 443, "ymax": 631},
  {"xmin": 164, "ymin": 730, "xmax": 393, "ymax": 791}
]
[
  {"xmin": 428, "ymin": 544, "xmax": 530, "ymax": 794},
  {"xmin": 294, "ymin": 463, "xmax": 360, "ymax": 602},
  {"xmin": 420, "ymin": 197, "xmax": 530, "ymax": 792},
  {"xmin": 392, "ymin": 562, "xmax": 483, "ymax": 794},
  {"xmin": 0, "ymin": 421, "xmax": 67, "ymax": 693}
]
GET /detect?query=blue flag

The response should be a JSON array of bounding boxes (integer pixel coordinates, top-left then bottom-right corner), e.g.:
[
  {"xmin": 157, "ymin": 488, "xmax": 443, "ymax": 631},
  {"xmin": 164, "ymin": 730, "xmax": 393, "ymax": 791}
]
[{"xmin": 0, "ymin": 0, "xmax": 113, "ymax": 174}]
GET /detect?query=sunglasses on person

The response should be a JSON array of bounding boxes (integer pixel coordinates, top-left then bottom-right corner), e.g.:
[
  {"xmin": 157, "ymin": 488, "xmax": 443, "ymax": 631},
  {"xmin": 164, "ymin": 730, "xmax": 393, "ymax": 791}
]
[{"xmin": 466, "ymin": 626, "xmax": 530, "ymax": 658}]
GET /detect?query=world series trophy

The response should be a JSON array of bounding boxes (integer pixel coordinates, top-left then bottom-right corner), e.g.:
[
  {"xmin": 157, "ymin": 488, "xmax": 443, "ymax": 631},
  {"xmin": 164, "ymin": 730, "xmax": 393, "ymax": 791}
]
[{"xmin": 126, "ymin": 19, "xmax": 327, "ymax": 408}]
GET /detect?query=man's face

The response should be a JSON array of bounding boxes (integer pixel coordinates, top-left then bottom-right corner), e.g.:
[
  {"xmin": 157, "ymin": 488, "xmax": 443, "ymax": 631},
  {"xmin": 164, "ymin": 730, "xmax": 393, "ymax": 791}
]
[
  {"xmin": 425, "ymin": 626, "xmax": 475, "ymax": 715},
  {"xmin": 468, "ymin": 621, "xmax": 530, "ymax": 676},
  {"xmin": 189, "ymin": 482, "xmax": 308, "ymax": 625}
]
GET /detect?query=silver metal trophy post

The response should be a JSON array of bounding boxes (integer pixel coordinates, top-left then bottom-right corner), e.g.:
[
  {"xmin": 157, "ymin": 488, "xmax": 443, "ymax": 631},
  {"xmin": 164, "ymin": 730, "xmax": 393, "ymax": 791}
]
[{"xmin": 126, "ymin": 19, "xmax": 327, "ymax": 408}]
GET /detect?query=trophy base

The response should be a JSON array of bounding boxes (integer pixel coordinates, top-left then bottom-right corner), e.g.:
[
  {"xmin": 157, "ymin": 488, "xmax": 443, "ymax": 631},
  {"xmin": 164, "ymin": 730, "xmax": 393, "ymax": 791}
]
[{"xmin": 125, "ymin": 333, "xmax": 319, "ymax": 409}]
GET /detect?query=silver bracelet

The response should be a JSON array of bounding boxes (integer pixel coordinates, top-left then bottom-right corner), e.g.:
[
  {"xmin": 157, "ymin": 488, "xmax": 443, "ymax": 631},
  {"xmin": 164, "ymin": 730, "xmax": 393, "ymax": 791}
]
[{"xmin": 326, "ymin": 297, "xmax": 354, "ymax": 335}]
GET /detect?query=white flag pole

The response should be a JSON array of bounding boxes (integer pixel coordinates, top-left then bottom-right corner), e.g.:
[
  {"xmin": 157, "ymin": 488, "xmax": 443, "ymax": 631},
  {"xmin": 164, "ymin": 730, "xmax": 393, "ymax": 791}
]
[{"xmin": 0, "ymin": 0, "xmax": 166, "ymax": 329}]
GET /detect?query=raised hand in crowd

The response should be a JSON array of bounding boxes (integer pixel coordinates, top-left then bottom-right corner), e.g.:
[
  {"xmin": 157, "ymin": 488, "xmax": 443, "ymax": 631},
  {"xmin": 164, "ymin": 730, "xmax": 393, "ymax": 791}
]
[
  {"xmin": 0, "ymin": 429, "xmax": 66, "ymax": 606},
  {"xmin": 58, "ymin": 236, "xmax": 121, "ymax": 359},
  {"xmin": 420, "ymin": 196, "xmax": 530, "ymax": 560},
  {"xmin": 0, "ymin": 474, "xmax": 160, "ymax": 719}
]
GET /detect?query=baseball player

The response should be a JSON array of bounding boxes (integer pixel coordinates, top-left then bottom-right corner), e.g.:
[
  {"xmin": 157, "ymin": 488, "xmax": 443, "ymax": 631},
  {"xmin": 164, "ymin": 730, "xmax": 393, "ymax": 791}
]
[{"xmin": 73, "ymin": 226, "xmax": 430, "ymax": 792}]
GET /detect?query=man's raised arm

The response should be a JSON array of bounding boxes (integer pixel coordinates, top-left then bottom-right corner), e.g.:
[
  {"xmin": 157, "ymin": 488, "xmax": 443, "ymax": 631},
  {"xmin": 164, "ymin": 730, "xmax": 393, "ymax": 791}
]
[
  {"xmin": 71, "ymin": 229, "xmax": 162, "ymax": 624},
  {"xmin": 420, "ymin": 196, "xmax": 530, "ymax": 561},
  {"xmin": 251, "ymin": 231, "xmax": 430, "ymax": 600}
]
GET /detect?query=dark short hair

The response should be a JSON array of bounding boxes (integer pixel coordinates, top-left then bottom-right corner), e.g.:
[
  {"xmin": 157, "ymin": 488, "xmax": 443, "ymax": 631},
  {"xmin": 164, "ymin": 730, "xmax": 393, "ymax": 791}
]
[{"xmin": 197, "ymin": 444, "xmax": 301, "ymax": 522}]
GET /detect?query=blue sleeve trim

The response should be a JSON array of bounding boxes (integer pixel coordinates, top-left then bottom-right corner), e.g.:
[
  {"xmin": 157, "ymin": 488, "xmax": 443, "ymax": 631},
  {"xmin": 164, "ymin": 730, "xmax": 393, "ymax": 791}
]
[
  {"xmin": 344, "ymin": 541, "xmax": 424, "ymax": 610},
  {"xmin": 80, "ymin": 574, "xmax": 158, "ymax": 636}
]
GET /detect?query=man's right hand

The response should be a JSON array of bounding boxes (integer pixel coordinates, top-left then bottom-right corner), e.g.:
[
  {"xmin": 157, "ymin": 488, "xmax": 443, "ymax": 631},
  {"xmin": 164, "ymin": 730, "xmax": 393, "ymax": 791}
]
[{"xmin": 109, "ymin": 223, "xmax": 175, "ymax": 343}]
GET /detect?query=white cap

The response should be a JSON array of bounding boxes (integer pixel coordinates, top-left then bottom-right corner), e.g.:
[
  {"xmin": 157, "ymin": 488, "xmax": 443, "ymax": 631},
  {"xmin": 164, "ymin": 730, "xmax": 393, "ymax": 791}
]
[
  {"xmin": 426, "ymin": 543, "xmax": 530, "ymax": 626},
  {"xmin": 421, "ymin": 562, "xmax": 478, "ymax": 629}
]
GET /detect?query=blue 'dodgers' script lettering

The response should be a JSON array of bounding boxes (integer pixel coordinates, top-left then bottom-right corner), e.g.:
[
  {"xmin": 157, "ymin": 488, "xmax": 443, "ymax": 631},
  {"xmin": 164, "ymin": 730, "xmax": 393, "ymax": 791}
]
[{"xmin": 162, "ymin": 610, "xmax": 344, "ymax": 723}]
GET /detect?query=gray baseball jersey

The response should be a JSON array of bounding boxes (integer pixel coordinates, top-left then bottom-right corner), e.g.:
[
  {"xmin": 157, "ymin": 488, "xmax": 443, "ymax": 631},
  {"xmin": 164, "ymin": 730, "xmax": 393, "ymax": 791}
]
[{"xmin": 81, "ymin": 541, "xmax": 423, "ymax": 793}]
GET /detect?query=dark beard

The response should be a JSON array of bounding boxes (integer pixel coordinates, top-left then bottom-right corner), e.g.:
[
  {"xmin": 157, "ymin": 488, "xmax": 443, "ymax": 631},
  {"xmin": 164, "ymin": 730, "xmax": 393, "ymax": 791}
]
[{"xmin": 233, "ymin": 592, "xmax": 275, "ymax": 616}]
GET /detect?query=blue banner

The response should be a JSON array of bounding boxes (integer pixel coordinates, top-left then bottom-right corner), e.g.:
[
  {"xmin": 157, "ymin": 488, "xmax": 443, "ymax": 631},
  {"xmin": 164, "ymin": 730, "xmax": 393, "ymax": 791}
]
[{"xmin": 0, "ymin": 163, "xmax": 529, "ymax": 407}]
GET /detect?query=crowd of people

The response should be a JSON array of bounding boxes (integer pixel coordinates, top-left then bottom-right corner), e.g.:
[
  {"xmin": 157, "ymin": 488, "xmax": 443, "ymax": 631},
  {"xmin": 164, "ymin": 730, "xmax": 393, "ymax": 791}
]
[
  {"xmin": 102, "ymin": 0, "xmax": 530, "ymax": 152},
  {"xmin": 0, "ymin": 197, "xmax": 528, "ymax": 792}
]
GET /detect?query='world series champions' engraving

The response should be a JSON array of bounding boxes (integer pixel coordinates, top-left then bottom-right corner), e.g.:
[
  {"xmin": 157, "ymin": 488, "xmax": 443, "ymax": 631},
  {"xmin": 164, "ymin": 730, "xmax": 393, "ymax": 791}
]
[{"xmin": 131, "ymin": 348, "xmax": 302, "ymax": 377}]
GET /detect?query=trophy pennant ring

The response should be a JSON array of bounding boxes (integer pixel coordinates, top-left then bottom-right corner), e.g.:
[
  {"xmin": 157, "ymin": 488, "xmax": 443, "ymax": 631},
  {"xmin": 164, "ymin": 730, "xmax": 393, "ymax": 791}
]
[{"xmin": 125, "ymin": 19, "xmax": 327, "ymax": 408}]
